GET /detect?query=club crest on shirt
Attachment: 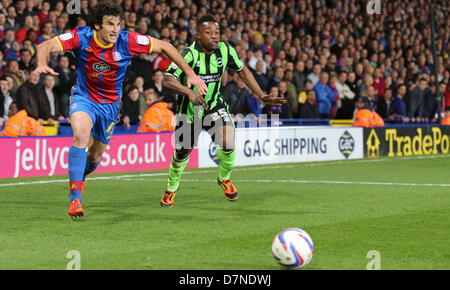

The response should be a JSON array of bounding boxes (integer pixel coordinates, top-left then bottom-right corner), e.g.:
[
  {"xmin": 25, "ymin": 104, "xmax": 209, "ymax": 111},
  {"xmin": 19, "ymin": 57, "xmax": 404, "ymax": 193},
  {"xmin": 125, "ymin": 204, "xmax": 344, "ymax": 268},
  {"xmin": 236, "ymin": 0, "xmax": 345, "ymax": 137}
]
[
  {"xmin": 113, "ymin": 52, "xmax": 121, "ymax": 61},
  {"xmin": 216, "ymin": 57, "xmax": 223, "ymax": 67},
  {"xmin": 93, "ymin": 62, "xmax": 111, "ymax": 73}
]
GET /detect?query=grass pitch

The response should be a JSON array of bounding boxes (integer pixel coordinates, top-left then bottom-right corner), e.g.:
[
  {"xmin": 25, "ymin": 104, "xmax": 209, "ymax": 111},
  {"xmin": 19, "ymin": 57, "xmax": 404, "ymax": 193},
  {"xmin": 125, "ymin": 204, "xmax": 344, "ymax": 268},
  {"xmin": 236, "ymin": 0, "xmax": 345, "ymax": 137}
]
[{"xmin": 0, "ymin": 155, "xmax": 449, "ymax": 270}]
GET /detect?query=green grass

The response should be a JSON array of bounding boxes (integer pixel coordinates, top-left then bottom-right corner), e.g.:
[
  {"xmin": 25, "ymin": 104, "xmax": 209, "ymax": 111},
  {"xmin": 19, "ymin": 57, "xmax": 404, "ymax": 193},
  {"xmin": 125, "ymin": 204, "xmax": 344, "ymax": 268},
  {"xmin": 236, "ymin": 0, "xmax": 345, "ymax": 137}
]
[{"xmin": 0, "ymin": 155, "xmax": 449, "ymax": 270}]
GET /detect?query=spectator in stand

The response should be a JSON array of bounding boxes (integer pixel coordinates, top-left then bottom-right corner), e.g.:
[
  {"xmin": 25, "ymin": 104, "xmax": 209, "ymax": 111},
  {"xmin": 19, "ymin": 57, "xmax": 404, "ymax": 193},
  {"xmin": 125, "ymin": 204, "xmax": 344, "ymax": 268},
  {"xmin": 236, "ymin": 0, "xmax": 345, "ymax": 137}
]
[
  {"xmin": 283, "ymin": 70, "xmax": 299, "ymax": 117},
  {"xmin": 0, "ymin": 28, "xmax": 16, "ymax": 56},
  {"xmin": 307, "ymin": 63, "xmax": 321, "ymax": 86},
  {"xmin": 54, "ymin": 54, "xmax": 75, "ymax": 119},
  {"xmin": 391, "ymin": 84, "xmax": 409, "ymax": 123},
  {"xmin": 372, "ymin": 67, "xmax": 386, "ymax": 101},
  {"xmin": 18, "ymin": 48, "xmax": 33, "ymax": 71},
  {"xmin": 268, "ymin": 66, "xmax": 284, "ymax": 89},
  {"xmin": 4, "ymin": 40, "xmax": 21, "ymax": 63},
  {"xmin": 137, "ymin": 87, "xmax": 175, "ymax": 133},
  {"xmin": 5, "ymin": 5, "xmax": 20, "ymax": 32},
  {"xmin": 132, "ymin": 76, "xmax": 147, "ymax": 116},
  {"xmin": 264, "ymin": 85, "xmax": 292, "ymax": 119},
  {"xmin": 328, "ymin": 72, "xmax": 340, "ymax": 118},
  {"xmin": 42, "ymin": 74, "xmax": 64, "ymax": 121},
  {"xmin": 35, "ymin": 20, "xmax": 53, "ymax": 44},
  {"xmin": 423, "ymin": 83, "xmax": 439, "ymax": 123},
  {"xmin": 23, "ymin": 0, "xmax": 38, "ymax": 17},
  {"xmin": 16, "ymin": 69, "xmax": 53, "ymax": 125},
  {"xmin": 151, "ymin": 68, "xmax": 176, "ymax": 113},
  {"xmin": 376, "ymin": 88, "xmax": 395, "ymax": 120},
  {"xmin": 152, "ymin": 51, "xmax": 171, "ymax": 72},
  {"xmin": 120, "ymin": 85, "xmax": 141, "ymax": 130},
  {"xmin": 14, "ymin": 0, "xmax": 26, "ymax": 26},
  {"xmin": 314, "ymin": 72, "xmax": 338, "ymax": 119},
  {"xmin": 443, "ymin": 82, "xmax": 450, "ymax": 112},
  {"xmin": 53, "ymin": 15, "xmax": 67, "ymax": 36},
  {"xmin": 38, "ymin": 1, "xmax": 50, "ymax": 27},
  {"xmin": 298, "ymin": 89, "xmax": 319, "ymax": 119},
  {"xmin": 407, "ymin": 77, "xmax": 428, "ymax": 123},
  {"xmin": 279, "ymin": 80, "xmax": 297, "ymax": 118},
  {"xmin": 252, "ymin": 59, "xmax": 269, "ymax": 93},
  {"xmin": 335, "ymin": 71, "xmax": 356, "ymax": 119},
  {"xmin": 0, "ymin": 102, "xmax": 46, "ymax": 137},
  {"xmin": 4, "ymin": 59, "xmax": 25, "ymax": 89},
  {"xmin": 366, "ymin": 85, "xmax": 378, "ymax": 112},
  {"xmin": 15, "ymin": 15, "xmax": 33, "ymax": 43},
  {"xmin": 292, "ymin": 60, "xmax": 306, "ymax": 94}
]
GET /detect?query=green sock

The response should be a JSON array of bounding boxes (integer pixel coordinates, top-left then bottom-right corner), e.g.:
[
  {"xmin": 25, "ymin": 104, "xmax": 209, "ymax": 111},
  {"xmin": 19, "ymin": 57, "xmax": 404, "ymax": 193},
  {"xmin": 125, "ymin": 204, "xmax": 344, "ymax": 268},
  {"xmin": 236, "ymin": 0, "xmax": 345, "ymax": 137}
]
[
  {"xmin": 217, "ymin": 149, "xmax": 236, "ymax": 181},
  {"xmin": 167, "ymin": 153, "xmax": 190, "ymax": 192}
]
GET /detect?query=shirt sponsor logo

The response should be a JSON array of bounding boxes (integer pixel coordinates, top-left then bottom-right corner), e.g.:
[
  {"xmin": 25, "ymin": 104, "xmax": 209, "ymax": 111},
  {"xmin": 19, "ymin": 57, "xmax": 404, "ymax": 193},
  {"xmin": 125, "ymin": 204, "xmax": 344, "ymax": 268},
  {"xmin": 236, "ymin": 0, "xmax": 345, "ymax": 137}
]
[
  {"xmin": 199, "ymin": 73, "xmax": 221, "ymax": 84},
  {"xmin": 93, "ymin": 62, "xmax": 111, "ymax": 73}
]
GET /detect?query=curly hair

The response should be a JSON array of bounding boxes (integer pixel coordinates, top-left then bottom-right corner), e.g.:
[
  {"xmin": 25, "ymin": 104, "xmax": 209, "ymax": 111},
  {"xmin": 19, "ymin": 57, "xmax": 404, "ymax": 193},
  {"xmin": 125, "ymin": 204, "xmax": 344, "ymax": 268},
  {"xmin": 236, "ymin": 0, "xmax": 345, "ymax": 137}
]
[{"xmin": 90, "ymin": 0, "xmax": 123, "ymax": 29}]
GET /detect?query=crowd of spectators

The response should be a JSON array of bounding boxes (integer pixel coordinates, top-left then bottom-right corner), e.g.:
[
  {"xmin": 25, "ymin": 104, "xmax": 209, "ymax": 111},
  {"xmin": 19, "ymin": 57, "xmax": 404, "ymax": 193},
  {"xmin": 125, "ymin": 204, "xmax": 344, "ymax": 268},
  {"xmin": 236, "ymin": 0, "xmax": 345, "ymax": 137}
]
[{"xmin": 0, "ymin": 0, "xmax": 449, "ymax": 133}]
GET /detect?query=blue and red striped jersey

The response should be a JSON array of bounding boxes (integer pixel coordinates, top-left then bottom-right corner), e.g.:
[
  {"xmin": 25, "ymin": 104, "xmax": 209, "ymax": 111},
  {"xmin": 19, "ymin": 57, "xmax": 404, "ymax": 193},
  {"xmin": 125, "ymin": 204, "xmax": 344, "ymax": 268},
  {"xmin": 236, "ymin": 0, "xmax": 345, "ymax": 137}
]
[{"xmin": 56, "ymin": 26, "xmax": 153, "ymax": 104}]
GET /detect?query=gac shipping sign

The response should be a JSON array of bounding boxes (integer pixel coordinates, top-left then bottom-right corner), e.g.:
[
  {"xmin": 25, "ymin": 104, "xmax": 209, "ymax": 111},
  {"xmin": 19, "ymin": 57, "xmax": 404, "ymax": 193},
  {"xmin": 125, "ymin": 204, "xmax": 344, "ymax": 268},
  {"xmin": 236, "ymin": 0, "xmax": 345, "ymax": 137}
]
[
  {"xmin": 364, "ymin": 125, "xmax": 450, "ymax": 157},
  {"xmin": 198, "ymin": 126, "xmax": 364, "ymax": 167}
]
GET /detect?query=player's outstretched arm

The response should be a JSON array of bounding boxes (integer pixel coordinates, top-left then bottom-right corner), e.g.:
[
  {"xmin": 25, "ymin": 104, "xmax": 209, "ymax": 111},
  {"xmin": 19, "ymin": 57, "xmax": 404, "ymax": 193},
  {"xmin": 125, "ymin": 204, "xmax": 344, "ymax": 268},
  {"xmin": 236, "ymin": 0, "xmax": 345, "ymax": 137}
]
[
  {"xmin": 237, "ymin": 66, "xmax": 286, "ymax": 105},
  {"xmin": 34, "ymin": 38, "xmax": 61, "ymax": 76},
  {"xmin": 163, "ymin": 75, "xmax": 208, "ymax": 110},
  {"xmin": 152, "ymin": 38, "xmax": 208, "ymax": 95}
]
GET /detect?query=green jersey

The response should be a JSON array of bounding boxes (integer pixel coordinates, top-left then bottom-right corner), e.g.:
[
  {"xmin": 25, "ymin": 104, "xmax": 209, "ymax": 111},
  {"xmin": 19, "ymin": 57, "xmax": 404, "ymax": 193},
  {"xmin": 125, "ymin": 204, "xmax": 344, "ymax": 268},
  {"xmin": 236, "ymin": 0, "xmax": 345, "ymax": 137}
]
[{"xmin": 165, "ymin": 41, "xmax": 244, "ymax": 120}]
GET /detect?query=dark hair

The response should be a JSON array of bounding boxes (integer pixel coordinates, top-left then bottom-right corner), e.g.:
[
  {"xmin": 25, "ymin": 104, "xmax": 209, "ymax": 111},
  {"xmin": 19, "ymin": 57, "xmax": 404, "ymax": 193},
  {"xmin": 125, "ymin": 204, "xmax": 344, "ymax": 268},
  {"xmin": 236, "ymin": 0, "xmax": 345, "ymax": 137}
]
[
  {"xmin": 127, "ymin": 85, "xmax": 138, "ymax": 94},
  {"xmin": 90, "ymin": 0, "xmax": 123, "ymax": 30},
  {"xmin": 197, "ymin": 14, "xmax": 217, "ymax": 28}
]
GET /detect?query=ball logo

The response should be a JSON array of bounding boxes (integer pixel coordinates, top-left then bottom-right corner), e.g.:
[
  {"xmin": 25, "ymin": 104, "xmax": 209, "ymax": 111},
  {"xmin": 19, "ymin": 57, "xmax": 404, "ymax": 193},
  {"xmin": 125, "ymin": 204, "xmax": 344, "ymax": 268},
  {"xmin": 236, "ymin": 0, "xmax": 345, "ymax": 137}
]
[
  {"xmin": 93, "ymin": 62, "xmax": 111, "ymax": 73},
  {"xmin": 339, "ymin": 130, "xmax": 354, "ymax": 159}
]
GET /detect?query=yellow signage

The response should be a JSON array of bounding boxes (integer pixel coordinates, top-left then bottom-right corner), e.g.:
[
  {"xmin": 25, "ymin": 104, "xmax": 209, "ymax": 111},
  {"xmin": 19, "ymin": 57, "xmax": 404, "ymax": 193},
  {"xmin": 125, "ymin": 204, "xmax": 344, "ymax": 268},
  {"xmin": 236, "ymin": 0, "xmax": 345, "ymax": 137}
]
[{"xmin": 385, "ymin": 127, "xmax": 450, "ymax": 157}]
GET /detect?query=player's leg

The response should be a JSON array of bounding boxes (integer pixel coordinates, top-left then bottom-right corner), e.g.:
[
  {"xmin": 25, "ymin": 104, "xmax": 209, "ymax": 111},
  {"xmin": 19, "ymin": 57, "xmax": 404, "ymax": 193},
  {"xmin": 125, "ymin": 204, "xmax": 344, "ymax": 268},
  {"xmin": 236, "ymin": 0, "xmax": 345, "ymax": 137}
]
[
  {"xmin": 161, "ymin": 147, "xmax": 193, "ymax": 207},
  {"xmin": 161, "ymin": 114, "xmax": 198, "ymax": 207},
  {"xmin": 68, "ymin": 111, "xmax": 93, "ymax": 217},
  {"xmin": 204, "ymin": 105, "xmax": 238, "ymax": 201},
  {"xmin": 83, "ymin": 136, "xmax": 106, "ymax": 179},
  {"xmin": 214, "ymin": 123, "xmax": 239, "ymax": 201}
]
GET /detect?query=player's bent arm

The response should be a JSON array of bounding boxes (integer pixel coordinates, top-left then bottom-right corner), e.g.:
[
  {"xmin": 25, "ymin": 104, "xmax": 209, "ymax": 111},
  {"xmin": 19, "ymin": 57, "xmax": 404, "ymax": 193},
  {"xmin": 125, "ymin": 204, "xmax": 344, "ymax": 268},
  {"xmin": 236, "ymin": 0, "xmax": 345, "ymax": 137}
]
[
  {"xmin": 152, "ymin": 38, "xmax": 208, "ymax": 95},
  {"xmin": 237, "ymin": 66, "xmax": 265, "ymax": 99},
  {"xmin": 163, "ymin": 75, "xmax": 208, "ymax": 109},
  {"xmin": 238, "ymin": 66, "xmax": 287, "ymax": 106},
  {"xmin": 163, "ymin": 75, "xmax": 193, "ymax": 96},
  {"xmin": 34, "ymin": 38, "xmax": 62, "ymax": 76}
]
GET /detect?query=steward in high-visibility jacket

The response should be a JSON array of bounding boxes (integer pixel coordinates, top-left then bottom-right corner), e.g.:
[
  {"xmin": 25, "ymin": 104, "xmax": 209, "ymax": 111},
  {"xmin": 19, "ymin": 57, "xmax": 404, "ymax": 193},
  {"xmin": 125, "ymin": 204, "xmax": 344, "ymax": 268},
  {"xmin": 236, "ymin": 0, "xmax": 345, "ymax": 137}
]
[
  {"xmin": 442, "ymin": 107, "xmax": 450, "ymax": 125},
  {"xmin": 137, "ymin": 88, "xmax": 175, "ymax": 133},
  {"xmin": 352, "ymin": 97, "xmax": 385, "ymax": 128},
  {"xmin": 0, "ymin": 104, "xmax": 46, "ymax": 137}
]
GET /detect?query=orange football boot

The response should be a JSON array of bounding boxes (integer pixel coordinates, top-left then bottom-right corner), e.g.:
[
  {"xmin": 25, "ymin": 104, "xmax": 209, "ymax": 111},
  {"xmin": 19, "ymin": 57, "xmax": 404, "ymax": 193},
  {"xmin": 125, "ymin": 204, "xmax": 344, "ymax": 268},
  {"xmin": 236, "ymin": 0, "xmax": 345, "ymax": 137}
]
[
  {"xmin": 160, "ymin": 189, "xmax": 177, "ymax": 207},
  {"xmin": 217, "ymin": 179, "xmax": 239, "ymax": 201},
  {"xmin": 68, "ymin": 198, "xmax": 84, "ymax": 217}
]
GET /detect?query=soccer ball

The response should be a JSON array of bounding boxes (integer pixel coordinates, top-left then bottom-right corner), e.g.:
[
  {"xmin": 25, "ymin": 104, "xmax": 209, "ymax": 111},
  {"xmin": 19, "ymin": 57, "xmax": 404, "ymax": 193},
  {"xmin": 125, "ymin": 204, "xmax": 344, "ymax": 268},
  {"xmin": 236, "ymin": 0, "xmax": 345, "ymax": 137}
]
[{"xmin": 272, "ymin": 228, "xmax": 314, "ymax": 268}]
